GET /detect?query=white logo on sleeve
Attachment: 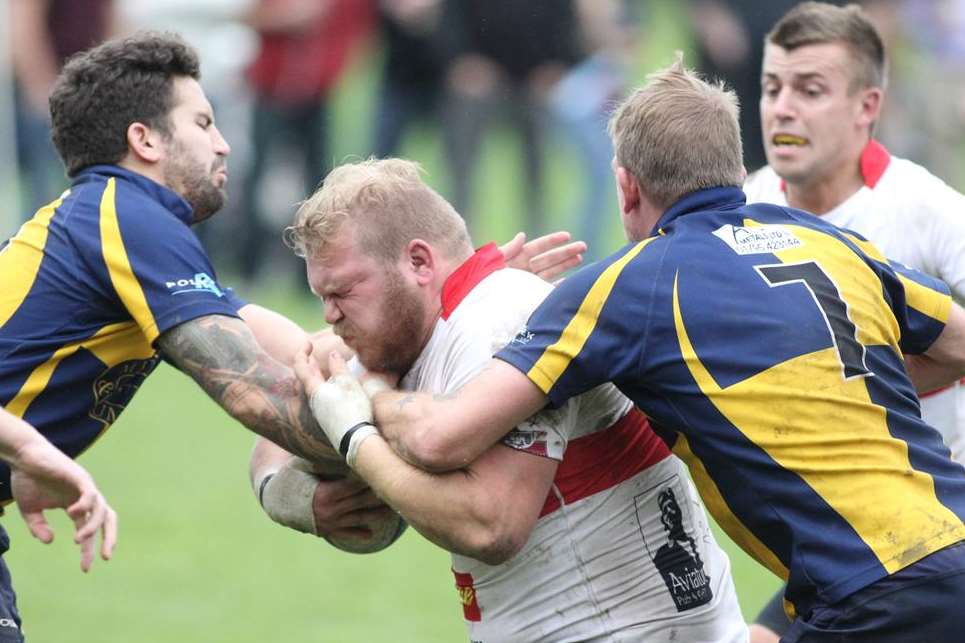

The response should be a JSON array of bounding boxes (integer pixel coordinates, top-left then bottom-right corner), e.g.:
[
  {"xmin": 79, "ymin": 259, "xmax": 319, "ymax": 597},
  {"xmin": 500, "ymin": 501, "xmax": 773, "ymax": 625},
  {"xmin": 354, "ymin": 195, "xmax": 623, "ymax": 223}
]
[
  {"xmin": 713, "ymin": 224, "xmax": 802, "ymax": 255},
  {"xmin": 165, "ymin": 272, "xmax": 224, "ymax": 297}
]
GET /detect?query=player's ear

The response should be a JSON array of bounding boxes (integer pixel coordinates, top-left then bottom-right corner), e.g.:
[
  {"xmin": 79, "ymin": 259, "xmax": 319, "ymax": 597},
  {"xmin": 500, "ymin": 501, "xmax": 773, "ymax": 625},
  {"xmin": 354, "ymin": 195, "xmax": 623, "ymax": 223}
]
[
  {"xmin": 615, "ymin": 164, "xmax": 640, "ymax": 216},
  {"xmin": 126, "ymin": 122, "xmax": 164, "ymax": 164},
  {"xmin": 857, "ymin": 86, "xmax": 883, "ymax": 129},
  {"xmin": 404, "ymin": 239, "xmax": 435, "ymax": 284}
]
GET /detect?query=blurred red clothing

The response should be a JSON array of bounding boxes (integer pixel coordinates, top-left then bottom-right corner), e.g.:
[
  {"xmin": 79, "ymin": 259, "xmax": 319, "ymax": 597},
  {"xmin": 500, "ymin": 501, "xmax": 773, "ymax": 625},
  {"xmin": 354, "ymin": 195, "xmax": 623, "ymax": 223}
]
[{"xmin": 247, "ymin": 0, "xmax": 374, "ymax": 104}]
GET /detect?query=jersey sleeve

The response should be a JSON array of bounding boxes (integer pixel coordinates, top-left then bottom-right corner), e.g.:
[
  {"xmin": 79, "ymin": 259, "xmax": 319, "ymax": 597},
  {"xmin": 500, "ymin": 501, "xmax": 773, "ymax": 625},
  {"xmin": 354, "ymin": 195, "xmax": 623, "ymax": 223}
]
[
  {"xmin": 881, "ymin": 258, "xmax": 951, "ymax": 354},
  {"xmin": 497, "ymin": 239, "xmax": 658, "ymax": 408},
  {"xmin": 93, "ymin": 179, "xmax": 241, "ymax": 343},
  {"xmin": 837, "ymin": 230, "xmax": 951, "ymax": 354}
]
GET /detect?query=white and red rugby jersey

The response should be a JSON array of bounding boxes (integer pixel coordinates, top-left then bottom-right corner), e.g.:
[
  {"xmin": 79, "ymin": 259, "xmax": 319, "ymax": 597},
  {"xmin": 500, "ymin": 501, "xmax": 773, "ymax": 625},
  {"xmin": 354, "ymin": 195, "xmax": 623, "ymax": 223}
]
[
  {"xmin": 398, "ymin": 244, "xmax": 747, "ymax": 643},
  {"xmin": 745, "ymin": 140, "xmax": 965, "ymax": 463}
]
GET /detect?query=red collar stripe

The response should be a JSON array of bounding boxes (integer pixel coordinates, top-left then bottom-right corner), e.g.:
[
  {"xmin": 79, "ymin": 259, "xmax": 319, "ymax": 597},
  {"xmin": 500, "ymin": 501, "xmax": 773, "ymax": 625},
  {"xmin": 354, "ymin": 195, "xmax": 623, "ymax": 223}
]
[{"xmin": 440, "ymin": 242, "xmax": 506, "ymax": 320}]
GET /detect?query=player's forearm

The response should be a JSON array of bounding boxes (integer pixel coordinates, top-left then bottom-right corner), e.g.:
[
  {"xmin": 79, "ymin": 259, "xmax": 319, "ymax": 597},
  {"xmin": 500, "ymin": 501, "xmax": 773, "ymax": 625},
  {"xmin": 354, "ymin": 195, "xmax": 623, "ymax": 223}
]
[
  {"xmin": 371, "ymin": 390, "xmax": 479, "ymax": 472},
  {"xmin": 0, "ymin": 409, "xmax": 54, "ymax": 469},
  {"xmin": 352, "ymin": 436, "xmax": 526, "ymax": 565},
  {"xmin": 373, "ymin": 360, "xmax": 549, "ymax": 471},
  {"xmin": 239, "ymin": 304, "xmax": 310, "ymax": 366},
  {"xmin": 158, "ymin": 315, "xmax": 341, "ymax": 466},
  {"xmin": 249, "ymin": 437, "xmax": 294, "ymax": 489}
]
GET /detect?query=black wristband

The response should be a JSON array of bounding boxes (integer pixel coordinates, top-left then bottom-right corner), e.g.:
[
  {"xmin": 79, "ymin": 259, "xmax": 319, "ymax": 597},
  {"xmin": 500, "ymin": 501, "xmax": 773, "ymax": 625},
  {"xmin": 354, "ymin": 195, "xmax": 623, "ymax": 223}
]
[
  {"xmin": 257, "ymin": 473, "xmax": 275, "ymax": 508},
  {"xmin": 339, "ymin": 422, "xmax": 376, "ymax": 458}
]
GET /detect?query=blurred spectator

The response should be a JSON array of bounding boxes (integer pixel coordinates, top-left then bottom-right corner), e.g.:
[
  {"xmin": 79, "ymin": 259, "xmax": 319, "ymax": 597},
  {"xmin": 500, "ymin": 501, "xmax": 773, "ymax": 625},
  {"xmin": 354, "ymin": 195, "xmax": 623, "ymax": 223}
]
[
  {"xmin": 118, "ymin": 0, "xmax": 260, "ymax": 271},
  {"xmin": 439, "ymin": 0, "xmax": 583, "ymax": 234},
  {"xmin": 371, "ymin": 0, "xmax": 447, "ymax": 157},
  {"xmin": 10, "ymin": 0, "xmax": 119, "ymax": 216},
  {"xmin": 237, "ymin": 0, "xmax": 374, "ymax": 285},
  {"xmin": 687, "ymin": 0, "xmax": 845, "ymax": 171},
  {"xmin": 550, "ymin": 0, "xmax": 638, "ymax": 260},
  {"xmin": 866, "ymin": 0, "xmax": 965, "ymax": 187}
]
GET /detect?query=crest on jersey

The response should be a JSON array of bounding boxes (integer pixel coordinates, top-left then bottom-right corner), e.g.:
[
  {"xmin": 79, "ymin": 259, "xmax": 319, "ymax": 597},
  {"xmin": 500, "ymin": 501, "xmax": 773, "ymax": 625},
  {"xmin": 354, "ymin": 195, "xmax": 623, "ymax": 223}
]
[{"xmin": 89, "ymin": 356, "xmax": 160, "ymax": 427}]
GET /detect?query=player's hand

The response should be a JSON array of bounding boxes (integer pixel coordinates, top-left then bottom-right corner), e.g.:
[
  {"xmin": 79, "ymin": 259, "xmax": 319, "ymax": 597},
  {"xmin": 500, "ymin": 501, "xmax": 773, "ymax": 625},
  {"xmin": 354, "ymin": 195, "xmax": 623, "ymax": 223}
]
[
  {"xmin": 309, "ymin": 474, "xmax": 396, "ymax": 541},
  {"xmin": 10, "ymin": 440, "xmax": 117, "ymax": 572},
  {"xmin": 308, "ymin": 329, "xmax": 354, "ymax": 378},
  {"xmin": 293, "ymin": 345, "xmax": 377, "ymax": 465},
  {"xmin": 498, "ymin": 231, "xmax": 586, "ymax": 282}
]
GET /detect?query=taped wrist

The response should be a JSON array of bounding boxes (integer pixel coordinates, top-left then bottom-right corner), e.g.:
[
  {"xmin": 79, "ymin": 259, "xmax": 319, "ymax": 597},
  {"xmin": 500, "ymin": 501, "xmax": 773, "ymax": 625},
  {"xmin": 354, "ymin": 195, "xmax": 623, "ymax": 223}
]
[
  {"xmin": 258, "ymin": 465, "xmax": 319, "ymax": 535},
  {"xmin": 342, "ymin": 422, "xmax": 378, "ymax": 467}
]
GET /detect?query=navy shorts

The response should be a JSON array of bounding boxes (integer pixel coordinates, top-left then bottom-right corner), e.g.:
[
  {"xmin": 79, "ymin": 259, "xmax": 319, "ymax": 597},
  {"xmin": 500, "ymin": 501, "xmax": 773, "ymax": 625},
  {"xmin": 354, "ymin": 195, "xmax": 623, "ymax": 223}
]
[
  {"xmin": 0, "ymin": 525, "xmax": 23, "ymax": 642},
  {"xmin": 782, "ymin": 541, "xmax": 965, "ymax": 643}
]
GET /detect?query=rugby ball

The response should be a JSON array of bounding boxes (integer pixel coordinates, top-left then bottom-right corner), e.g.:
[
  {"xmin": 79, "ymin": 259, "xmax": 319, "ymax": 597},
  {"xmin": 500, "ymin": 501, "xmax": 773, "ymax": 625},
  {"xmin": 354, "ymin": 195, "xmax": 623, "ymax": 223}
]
[
  {"xmin": 325, "ymin": 511, "xmax": 408, "ymax": 554},
  {"xmin": 296, "ymin": 457, "xmax": 408, "ymax": 554}
]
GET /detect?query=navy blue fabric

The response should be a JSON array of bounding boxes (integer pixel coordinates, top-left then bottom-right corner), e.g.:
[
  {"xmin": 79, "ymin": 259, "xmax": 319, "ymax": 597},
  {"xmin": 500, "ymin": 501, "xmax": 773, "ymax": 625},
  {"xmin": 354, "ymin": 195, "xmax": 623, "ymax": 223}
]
[{"xmin": 782, "ymin": 541, "xmax": 965, "ymax": 643}]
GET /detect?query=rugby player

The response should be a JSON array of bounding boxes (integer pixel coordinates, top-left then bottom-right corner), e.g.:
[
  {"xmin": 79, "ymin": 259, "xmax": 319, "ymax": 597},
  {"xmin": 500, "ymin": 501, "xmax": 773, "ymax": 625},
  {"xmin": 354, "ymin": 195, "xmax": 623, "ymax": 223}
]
[
  {"xmin": 259, "ymin": 157, "xmax": 747, "ymax": 641},
  {"xmin": 743, "ymin": 4, "xmax": 965, "ymax": 638},
  {"xmin": 315, "ymin": 57, "xmax": 965, "ymax": 642}
]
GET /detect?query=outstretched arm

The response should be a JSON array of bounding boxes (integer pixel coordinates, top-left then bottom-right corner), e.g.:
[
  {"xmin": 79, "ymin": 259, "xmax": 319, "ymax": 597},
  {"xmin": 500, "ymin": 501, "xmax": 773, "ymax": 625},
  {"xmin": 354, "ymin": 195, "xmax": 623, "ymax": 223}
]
[
  {"xmin": 1, "ymin": 409, "xmax": 116, "ymax": 572},
  {"xmin": 156, "ymin": 313, "xmax": 341, "ymax": 465}
]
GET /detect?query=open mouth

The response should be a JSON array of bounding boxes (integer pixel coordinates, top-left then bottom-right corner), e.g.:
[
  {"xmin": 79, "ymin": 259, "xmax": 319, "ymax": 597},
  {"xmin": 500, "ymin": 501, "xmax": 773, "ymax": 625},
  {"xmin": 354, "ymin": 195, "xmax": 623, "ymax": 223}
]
[{"xmin": 772, "ymin": 134, "xmax": 808, "ymax": 147}]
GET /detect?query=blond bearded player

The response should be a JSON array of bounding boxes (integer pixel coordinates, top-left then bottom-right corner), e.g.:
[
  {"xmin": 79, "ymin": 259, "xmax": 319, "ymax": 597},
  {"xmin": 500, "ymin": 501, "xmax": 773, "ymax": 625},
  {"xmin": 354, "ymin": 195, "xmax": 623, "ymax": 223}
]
[{"xmin": 257, "ymin": 158, "xmax": 748, "ymax": 642}]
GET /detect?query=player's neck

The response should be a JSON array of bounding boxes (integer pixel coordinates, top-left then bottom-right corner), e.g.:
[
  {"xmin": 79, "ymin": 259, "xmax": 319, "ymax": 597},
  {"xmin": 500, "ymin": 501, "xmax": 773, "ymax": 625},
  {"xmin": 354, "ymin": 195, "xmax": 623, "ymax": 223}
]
[{"xmin": 784, "ymin": 163, "xmax": 864, "ymax": 217}]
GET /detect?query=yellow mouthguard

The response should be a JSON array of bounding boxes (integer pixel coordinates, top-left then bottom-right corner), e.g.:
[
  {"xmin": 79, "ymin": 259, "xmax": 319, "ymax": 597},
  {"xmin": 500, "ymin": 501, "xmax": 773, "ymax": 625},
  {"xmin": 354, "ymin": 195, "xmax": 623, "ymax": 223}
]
[{"xmin": 773, "ymin": 134, "xmax": 807, "ymax": 146}]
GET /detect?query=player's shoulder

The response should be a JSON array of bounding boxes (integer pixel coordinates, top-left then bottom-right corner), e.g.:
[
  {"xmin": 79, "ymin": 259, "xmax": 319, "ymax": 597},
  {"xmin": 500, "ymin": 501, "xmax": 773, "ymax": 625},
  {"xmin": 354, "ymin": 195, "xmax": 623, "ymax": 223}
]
[
  {"xmin": 880, "ymin": 155, "xmax": 965, "ymax": 205},
  {"xmin": 447, "ymin": 268, "xmax": 551, "ymax": 354}
]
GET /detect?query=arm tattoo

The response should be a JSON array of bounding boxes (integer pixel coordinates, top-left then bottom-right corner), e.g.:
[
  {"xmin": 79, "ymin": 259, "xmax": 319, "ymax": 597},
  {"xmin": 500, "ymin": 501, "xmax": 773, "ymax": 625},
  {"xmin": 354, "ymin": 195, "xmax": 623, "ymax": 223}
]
[
  {"xmin": 157, "ymin": 315, "xmax": 341, "ymax": 465},
  {"xmin": 395, "ymin": 394, "xmax": 417, "ymax": 412}
]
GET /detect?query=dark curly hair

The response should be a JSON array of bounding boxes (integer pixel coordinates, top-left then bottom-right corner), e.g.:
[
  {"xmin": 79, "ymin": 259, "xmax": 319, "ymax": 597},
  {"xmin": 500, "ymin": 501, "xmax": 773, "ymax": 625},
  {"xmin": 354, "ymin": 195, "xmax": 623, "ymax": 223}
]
[{"xmin": 50, "ymin": 31, "xmax": 201, "ymax": 177}]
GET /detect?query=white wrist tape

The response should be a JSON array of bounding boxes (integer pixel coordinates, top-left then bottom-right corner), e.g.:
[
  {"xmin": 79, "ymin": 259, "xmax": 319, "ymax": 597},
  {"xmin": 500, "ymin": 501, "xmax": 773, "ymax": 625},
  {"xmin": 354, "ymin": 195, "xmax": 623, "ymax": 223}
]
[
  {"xmin": 258, "ymin": 463, "xmax": 319, "ymax": 535},
  {"xmin": 308, "ymin": 374, "xmax": 377, "ymax": 465}
]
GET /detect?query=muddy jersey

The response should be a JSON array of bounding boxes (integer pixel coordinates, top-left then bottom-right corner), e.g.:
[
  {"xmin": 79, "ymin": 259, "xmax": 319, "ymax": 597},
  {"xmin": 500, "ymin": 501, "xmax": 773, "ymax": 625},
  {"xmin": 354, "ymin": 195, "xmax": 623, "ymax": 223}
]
[
  {"xmin": 399, "ymin": 244, "xmax": 747, "ymax": 642},
  {"xmin": 497, "ymin": 186, "xmax": 965, "ymax": 619},
  {"xmin": 745, "ymin": 139, "xmax": 965, "ymax": 462}
]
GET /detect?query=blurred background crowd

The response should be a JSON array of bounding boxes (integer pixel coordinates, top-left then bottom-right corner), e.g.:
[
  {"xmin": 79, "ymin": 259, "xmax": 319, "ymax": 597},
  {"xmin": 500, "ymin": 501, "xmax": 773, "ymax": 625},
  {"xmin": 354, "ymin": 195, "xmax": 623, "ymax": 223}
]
[{"xmin": 2, "ymin": 0, "xmax": 964, "ymax": 289}]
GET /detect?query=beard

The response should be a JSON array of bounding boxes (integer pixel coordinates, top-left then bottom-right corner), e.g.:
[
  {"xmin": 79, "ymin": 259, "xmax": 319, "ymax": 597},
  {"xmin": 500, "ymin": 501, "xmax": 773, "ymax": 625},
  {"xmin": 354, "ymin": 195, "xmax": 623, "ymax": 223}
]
[
  {"xmin": 162, "ymin": 139, "xmax": 226, "ymax": 224},
  {"xmin": 345, "ymin": 269, "xmax": 429, "ymax": 376}
]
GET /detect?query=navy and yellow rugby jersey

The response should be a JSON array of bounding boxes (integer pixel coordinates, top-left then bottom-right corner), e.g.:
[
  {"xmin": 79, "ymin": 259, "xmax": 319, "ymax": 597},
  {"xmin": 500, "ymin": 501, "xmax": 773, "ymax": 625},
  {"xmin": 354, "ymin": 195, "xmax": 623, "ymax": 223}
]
[
  {"xmin": 497, "ymin": 186, "xmax": 965, "ymax": 615},
  {"xmin": 0, "ymin": 165, "xmax": 244, "ymax": 501}
]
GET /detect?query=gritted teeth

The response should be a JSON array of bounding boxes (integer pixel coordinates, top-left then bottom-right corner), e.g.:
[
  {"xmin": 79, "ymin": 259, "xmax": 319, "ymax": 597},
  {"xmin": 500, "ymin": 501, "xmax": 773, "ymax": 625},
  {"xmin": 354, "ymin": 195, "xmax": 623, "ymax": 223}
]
[{"xmin": 773, "ymin": 134, "xmax": 808, "ymax": 146}]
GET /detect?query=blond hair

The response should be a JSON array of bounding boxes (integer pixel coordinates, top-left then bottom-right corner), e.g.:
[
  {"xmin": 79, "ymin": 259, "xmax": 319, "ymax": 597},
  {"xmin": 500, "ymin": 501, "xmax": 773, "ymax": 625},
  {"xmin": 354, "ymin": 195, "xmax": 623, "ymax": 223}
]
[
  {"xmin": 767, "ymin": 2, "xmax": 887, "ymax": 92},
  {"xmin": 285, "ymin": 158, "xmax": 472, "ymax": 263},
  {"xmin": 608, "ymin": 54, "xmax": 744, "ymax": 208}
]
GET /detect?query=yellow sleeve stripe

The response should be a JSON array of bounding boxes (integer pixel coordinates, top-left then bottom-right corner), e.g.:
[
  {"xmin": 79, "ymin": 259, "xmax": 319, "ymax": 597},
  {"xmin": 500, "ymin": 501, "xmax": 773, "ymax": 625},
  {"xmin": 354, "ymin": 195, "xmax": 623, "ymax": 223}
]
[
  {"xmin": 843, "ymin": 232, "xmax": 949, "ymax": 324},
  {"xmin": 527, "ymin": 238, "xmax": 656, "ymax": 392},
  {"xmin": 0, "ymin": 195, "xmax": 66, "ymax": 328},
  {"xmin": 99, "ymin": 178, "xmax": 160, "ymax": 343},
  {"xmin": 899, "ymin": 274, "xmax": 951, "ymax": 324}
]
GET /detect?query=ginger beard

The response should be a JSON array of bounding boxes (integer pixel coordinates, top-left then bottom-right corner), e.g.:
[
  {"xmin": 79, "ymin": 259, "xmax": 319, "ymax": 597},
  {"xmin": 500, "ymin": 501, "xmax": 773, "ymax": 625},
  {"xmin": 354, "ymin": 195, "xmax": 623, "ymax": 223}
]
[
  {"xmin": 162, "ymin": 136, "xmax": 227, "ymax": 224},
  {"xmin": 339, "ymin": 267, "xmax": 429, "ymax": 377}
]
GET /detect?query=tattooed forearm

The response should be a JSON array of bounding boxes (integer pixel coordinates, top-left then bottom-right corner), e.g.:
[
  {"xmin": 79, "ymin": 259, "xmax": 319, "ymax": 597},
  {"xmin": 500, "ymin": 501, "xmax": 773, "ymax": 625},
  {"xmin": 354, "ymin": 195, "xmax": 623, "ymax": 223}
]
[{"xmin": 157, "ymin": 315, "xmax": 341, "ymax": 465}]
